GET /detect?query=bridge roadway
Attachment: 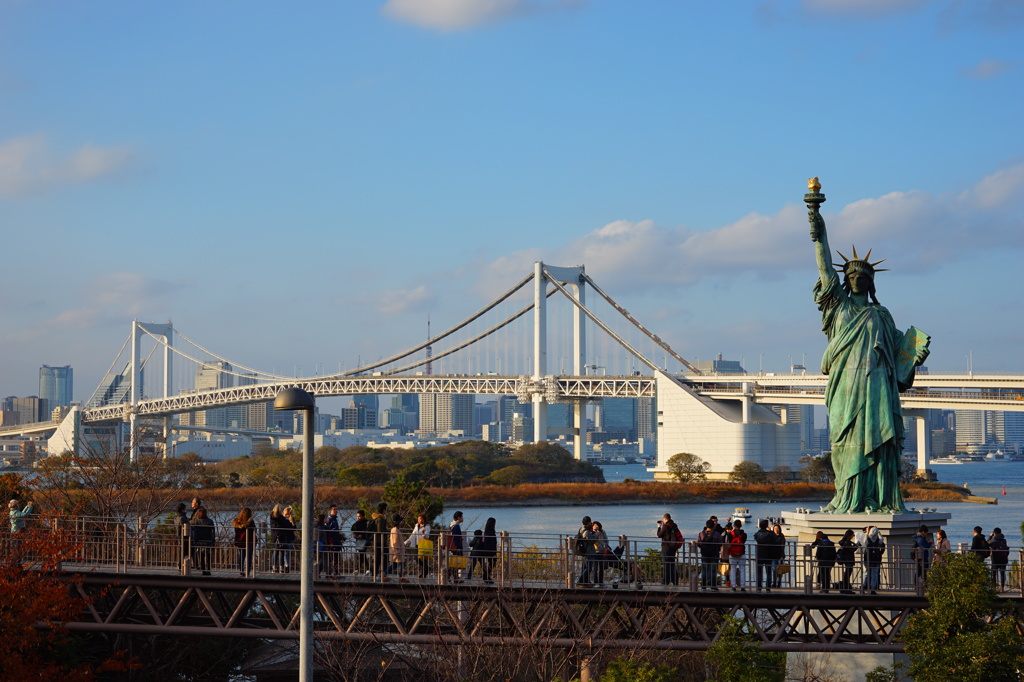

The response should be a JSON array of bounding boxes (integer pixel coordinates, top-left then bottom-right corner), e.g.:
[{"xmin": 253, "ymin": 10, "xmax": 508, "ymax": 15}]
[{"xmin": 75, "ymin": 371, "xmax": 1024, "ymax": 424}]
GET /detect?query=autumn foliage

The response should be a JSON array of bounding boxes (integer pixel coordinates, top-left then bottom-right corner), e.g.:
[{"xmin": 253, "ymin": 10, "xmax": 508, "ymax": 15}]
[{"xmin": 0, "ymin": 518, "xmax": 132, "ymax": 680}]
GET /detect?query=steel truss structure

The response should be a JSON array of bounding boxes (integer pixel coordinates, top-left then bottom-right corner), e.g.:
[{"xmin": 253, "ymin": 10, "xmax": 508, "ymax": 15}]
[
  {"xmin": 58, "ymin": 571, "xmax": 1024, "ymax": 653},
  {"xmin": 80, "ymin": 375, "xmax": 656, "ymax": 423}
]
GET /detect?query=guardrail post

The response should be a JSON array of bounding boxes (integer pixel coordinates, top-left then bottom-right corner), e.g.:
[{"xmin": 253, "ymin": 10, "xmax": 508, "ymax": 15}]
[
  {"xmin": 440, "ymin": 531, "xmax": 449, "ymax": 585},
  {"xmin": 565, "ymin": 536, "xmax": 575, "ymax": 589},
  {"xmin": 803, "ymin": 544, "xmax": 812, "ymax": 594},
  {"xmin": 136, "ymin": 516, "xmax": 144, "ymax": 567},
  {"xmin": 500, "ymin": 531, "xmax": 510, "ymax": 587}
]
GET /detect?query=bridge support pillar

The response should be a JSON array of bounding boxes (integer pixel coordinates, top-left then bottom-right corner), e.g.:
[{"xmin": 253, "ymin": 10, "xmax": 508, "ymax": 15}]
[{"xmin": 904, "ymin": 409, "xmax": 935, "ymax": 481}]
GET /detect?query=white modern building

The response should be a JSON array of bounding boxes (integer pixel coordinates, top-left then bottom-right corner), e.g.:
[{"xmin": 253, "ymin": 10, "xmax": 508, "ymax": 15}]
[{"xmin": 651, "ymin": 372, "xmax": 801, "ymax": 480}]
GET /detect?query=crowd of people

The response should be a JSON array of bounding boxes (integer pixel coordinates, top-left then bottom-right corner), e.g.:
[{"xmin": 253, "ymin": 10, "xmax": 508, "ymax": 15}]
[
  {"xmin": 569, "ymin": 512, "xmax": 1018, "ymax": 593},
  {"xmin": 8, "ymin": 497, "xmax": 1017, "ymax": 592}
]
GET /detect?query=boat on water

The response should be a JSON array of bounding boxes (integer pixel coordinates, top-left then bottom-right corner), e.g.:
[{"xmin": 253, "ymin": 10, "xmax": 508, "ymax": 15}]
[
  {"xmin": 930, "ymin": 456, "xmax": 964, "ymax": 465},
  {"xmin": 732, "ymin": 507, "xmax": 752, "ymax": 520}
]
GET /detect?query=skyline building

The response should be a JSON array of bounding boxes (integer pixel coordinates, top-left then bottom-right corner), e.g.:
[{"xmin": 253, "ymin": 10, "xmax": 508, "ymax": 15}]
[
  {"xmin": 39, "ymin": 365, "xmax": 73, "ymax": 409},
  {"xmin": 419, "ymin": 393, "xmax": 474, "ymax": 436}
]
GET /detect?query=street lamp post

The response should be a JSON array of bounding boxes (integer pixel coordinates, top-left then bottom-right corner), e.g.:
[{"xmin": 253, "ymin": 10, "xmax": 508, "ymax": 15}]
[{"xmin": 275, "ymin": 387, "xmax": 316, "ymax": 681}]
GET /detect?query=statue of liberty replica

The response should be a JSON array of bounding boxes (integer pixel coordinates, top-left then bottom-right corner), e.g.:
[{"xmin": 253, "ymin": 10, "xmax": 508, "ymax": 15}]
[{"xmin": 806, "ymin": 178, "xmax": 930, "ymax": 514}]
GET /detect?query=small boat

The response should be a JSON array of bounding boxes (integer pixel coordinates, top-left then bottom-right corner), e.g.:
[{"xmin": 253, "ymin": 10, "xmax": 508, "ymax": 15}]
[{"xmin": 732, "ymin": 507, "xmax": 752, "ymax": 520}]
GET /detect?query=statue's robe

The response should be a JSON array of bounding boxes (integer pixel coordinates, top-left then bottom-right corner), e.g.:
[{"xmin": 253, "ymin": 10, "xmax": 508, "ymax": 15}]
[{"xmin": 814, "ymin": 273, "xmax": 909, "ymax": 514}]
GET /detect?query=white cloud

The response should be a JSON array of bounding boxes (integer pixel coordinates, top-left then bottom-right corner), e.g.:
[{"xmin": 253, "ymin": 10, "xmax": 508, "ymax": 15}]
[
  {"xmin": 475, "ymin": 162, "xmax": 1024, "ymax": 292},
  {"xmin": 381, "ymin": 0, "xmax": 582, "ymax": 31},
  {"xmin": 962, "ymin": 58, "xmax": 1012, "ymax": 80},
  {"xmin": 0, "ymin": 134, "xmax": 137, "ymax": 197},
  {"xmin": 374, "ymin": 285, "xmax": 436, "ymax": 314}
]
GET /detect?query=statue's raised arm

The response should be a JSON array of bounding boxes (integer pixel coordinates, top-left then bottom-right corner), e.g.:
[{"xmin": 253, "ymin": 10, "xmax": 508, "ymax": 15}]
[{"xmin": 805, "ymin": 177, "xmax": 837, "ymax": 288}]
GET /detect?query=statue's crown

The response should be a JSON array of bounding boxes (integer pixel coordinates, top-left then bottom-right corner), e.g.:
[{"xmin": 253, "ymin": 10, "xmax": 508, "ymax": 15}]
[{"xmin": 833, "ymin": 245, "xmax": 889, "ymax": 276}]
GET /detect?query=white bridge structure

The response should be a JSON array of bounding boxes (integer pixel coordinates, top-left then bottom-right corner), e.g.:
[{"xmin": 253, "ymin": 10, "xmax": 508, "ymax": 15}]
[{"xmin": 7, "ymin": 262, "xmax": 1024, "ymax": 478}]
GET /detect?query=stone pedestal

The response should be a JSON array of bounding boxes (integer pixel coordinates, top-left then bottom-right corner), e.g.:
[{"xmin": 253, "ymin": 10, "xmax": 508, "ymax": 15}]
[
  {"xmin": 783, "ymin": 510, "xmax": 947, "ymax": 682},
  {"xmin": 784, "ymin": 509, "xmax": 950, "ymax": 549}
]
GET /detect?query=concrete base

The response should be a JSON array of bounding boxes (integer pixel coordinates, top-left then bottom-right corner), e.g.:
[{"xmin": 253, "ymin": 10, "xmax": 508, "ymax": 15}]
[{"xmin": 784, "ymin": 509, "xmax": 950, "ymax": 548}]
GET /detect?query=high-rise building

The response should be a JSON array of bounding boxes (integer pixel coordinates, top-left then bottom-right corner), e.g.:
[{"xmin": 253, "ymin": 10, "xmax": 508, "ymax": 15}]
[
  {"xmin": 88, "ymin": 364, "xmax": 133, "ymax": 408},
  {"xmin": 352, "ymin": 395, "xmax": 378, "ymax": 428},
  {"xmin": 193, "ymin": 361, "xmax": 233, "ymax": 429},
  {"xmin": 5, "ymin": 396, "xmax": 47, "ymax": 424},
  {"xmin": 419, "ymin": 393, "xmax": 474, "ymax": 436},
  {"xmin": 637, "ymin": 397, "xmax": 656, "ymax": 441},
  {"xmin": 39, "ymin": 365, "xmax": 73, "ymax": 409},
  {"xmin": 601, "ymin": 397, "xmax": 637, "ymax": 441}
]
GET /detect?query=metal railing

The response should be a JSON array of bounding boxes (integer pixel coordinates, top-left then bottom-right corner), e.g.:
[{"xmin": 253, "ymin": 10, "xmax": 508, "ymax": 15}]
[{"xmin": 5, "ymin": 517, "xmax": 1022, "ymax": 597}]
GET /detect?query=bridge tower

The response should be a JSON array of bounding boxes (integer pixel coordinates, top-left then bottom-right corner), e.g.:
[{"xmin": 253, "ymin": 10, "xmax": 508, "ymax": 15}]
[
  {"xmin": 130, "ymin": 320, "xmax": 175, "ymax": 461},
  {"xmin": 533, "ymin": 262, "xmax": 587, "ymax": 459}
]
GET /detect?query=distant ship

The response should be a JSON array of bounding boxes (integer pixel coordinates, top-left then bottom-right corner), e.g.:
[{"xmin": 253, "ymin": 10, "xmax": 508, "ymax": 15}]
[{"xmin": 930, "ymin": 456, "xmax": 964, "ymax": 465}]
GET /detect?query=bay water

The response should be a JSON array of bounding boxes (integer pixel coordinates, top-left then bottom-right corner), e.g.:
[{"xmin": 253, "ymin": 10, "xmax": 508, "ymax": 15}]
[{"xmin": 449, "ymin": 461, "xmax": 1024, "ymax": 550}]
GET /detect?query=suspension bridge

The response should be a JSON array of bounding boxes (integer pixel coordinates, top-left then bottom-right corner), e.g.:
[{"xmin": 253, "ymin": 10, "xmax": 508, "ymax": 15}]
[{"xmin": 5, "ymin": 261, "xmax": 1024, "ymax": 477}]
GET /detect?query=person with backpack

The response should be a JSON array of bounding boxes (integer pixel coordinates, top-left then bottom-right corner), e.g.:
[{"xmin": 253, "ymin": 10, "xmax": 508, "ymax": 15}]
[
  {"xmin": 811, "ymin": 530, "xmax": 837, "ymax": 593},
  {"xmin": 726, "ymin": 519, "xmax": 747, "ymax": 591},
  {"xmin": 753, "ymin": 519, "xmax": 777, "ymax": 592},
  {"xmin": 695, "ymin": 519, "xmax": 722, "ymax": 590},
  {"xmin": 988, "ymin": 527, "xmax": 1010, "ymax": 591},
  {"xmin": 862, "ymin": 525, "xmax": 885, "ymax": 594},
  {"xmin": 656, "ymin": 513, "xmax": 682, "ymax": 586}
]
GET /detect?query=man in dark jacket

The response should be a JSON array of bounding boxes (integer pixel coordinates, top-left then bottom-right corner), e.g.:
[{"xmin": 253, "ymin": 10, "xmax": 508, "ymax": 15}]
[
  {"xmin": 971, "ymin": 526, "xmax": 990, "ymax": 562},
  {"xmin": 811, "ymin": 531, "xmax": 837, "ymax": 592},
  {"xmin": 753, "ymin": 519, "xmax": 777, "ymax": 592},
  {"xmin": 695, "ymin": 519, "xmax": 722, "ymax": 590},
  {"xmin": 657, "ymin": 513, "xmax": 681, "ymax": 586}
]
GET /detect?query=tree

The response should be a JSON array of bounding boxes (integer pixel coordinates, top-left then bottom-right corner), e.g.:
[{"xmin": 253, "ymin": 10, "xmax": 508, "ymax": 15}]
[
  {"xmin": 798, "ymin": 454, "xmax": 835, "ymax": 483},
  {"xmin": 895, "ymin": 553, "xmax": 1024, "ymax": 681},
  {"xmin": 703, "ymin": 615, "xmax": 785, "ymax": 681},
  {"xmin": 336, "ymin": 462, "xmax": 390, "ymax": 486},
  {"xmin": 598, "ymin": 656, "xmax": 678, "ymax": 681},
  {"xmin": 765, "ymin": 466, "xmax": 791, "ymax": 484},
  {"xmin": 489, "ymin": 465, "xmax": 527, "ymax": 487},
  {"xmin": 0, "ymin": 518, "xmax": 133, "ymax": 679},
  {"xmin": 729, "ymin": 462, "xmax": 767, "ymax": 485},
  {"xmin": 666, "ymin": 452, "xmax": 711, "ymax": 483},
  {"xmin": 35, "ymin": 431, "xmax": 205, "ymax": 521},
  {"xmin": 359, "ymin": 475, "xmax": 445, "ymax": 526}
]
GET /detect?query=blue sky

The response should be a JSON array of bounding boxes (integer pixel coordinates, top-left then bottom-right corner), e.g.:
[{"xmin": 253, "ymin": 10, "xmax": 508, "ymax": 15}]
[{"xmin": 2, "ymin": 0, "xmax": 1023, "ymax": 403}]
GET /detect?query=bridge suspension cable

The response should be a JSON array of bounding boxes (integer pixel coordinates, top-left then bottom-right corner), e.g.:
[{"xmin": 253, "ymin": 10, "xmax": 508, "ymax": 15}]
[
  {"xmin": 85, "ymin": 335, "xmax": 131, "ymax": 408},
  {"xmin": 580, "ymin": 272, "xmax": 700, "ymax": 375},
  {"xmin": 339, "ymin": 271, "xmax": 536, "ymax": 376},
  {"xmin": 379, "ymin": 296, "xmax": 551, "ymax": 375},
  {"xmin": 146, "ymin": 328, "xmax": 290, "ymax": 382}
]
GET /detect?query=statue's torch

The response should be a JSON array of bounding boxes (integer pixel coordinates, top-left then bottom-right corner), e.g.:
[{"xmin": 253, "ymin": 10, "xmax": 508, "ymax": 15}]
[{"xmin": 805, "ymin": 176, "xmax": 826, "ymax": 242}]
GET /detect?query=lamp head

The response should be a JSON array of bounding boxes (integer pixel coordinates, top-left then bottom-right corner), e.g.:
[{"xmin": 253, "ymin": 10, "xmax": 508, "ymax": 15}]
[{"xmin": 274, "ymin": 386, "xmax": 315, "ymax": 411}]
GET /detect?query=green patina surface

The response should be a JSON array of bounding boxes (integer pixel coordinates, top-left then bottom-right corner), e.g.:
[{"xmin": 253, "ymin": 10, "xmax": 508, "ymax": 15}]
[{"xmin": 806, "ymin": 185, "xmax": 929, "ymax": 514}]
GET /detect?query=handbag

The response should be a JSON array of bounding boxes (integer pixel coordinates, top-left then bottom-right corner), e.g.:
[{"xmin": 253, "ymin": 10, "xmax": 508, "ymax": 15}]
[
  {"xmin": 448, "ymin": 555, "xmax": 467, "ymax": 569},
  {"xmin": 776, "ymin": 563, "xmax": 790, "ymax": 576},
  {"xmin": 418, "ymin": 539, "xmax": 434, "ymax": 557},
  {"xmin": 718, "ymin": 562, "xmax": 731, "ymax": 576}
]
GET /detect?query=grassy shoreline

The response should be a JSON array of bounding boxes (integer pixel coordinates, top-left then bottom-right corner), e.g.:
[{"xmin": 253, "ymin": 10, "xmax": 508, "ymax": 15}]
[{"xmin": 163, "ymin": 480, "xmax": 970, "ymax": 511}]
